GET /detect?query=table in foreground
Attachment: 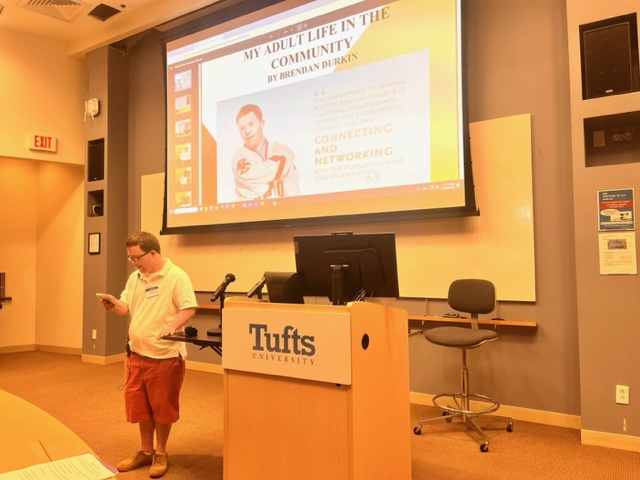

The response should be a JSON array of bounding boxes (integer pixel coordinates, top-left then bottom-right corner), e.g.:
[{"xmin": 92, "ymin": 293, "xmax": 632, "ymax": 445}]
[{"xmin": 0, "ymin": 389, "xmax": 115, "ymax": 478}]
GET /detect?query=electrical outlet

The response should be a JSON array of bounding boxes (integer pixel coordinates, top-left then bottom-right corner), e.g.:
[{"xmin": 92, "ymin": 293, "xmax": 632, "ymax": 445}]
[
  {"xmin": 616, "ymin": 385, "xmax": 629, "ymax": 405},
  {"xmin": 92, "ymin": 329, "xmax": 97, "ymax": 340}
]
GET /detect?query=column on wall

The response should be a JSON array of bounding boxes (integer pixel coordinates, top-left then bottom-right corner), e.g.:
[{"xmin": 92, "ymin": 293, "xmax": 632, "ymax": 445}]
[
  {"xmin": 566, "ymin": 1, "xmax": 640, "ymax": 445},
  {"xmin": 82, "ymin": 46, "xmax": 130, "ymax": 361}
]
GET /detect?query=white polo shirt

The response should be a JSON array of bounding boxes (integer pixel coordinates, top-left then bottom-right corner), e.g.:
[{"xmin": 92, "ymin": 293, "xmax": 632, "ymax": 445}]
[{"xmin": 121, "ymin": 258, "xmax": 197, "ymax": 359}]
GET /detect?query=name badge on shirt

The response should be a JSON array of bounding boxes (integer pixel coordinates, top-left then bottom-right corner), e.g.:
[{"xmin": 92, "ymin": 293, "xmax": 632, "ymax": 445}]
[{"xmin": 145, "ymin": 285, "xmax": 159, "ymax": 299}]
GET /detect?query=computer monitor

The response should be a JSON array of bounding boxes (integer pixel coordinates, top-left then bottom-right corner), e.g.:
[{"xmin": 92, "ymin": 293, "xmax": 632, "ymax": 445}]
[
  {"xmin": 293, "ymin": 232, "xmax": 400, "ymax": 305},
  {"xmin": 264, "ymin": 272, "xmax": 305, "ymax": 305}
]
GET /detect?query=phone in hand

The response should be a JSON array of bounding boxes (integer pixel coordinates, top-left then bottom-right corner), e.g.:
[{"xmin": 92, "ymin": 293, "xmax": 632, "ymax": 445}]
[{"xmin": 96, "ymin": 293, "xmax": 116, "ymax": 305}]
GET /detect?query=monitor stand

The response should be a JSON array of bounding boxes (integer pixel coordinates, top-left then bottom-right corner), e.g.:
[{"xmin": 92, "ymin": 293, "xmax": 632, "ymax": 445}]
[{"xmin": 331, "ymin": 264, "xmax": 346, "ymax": 305}]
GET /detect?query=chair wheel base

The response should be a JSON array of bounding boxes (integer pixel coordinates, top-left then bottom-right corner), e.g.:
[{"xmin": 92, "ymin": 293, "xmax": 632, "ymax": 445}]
[
  {"xmin": 413, "ymin": 399, "xmax": 513, "ymax": 451},
  {"xmin": 433, "ymin": 392, "xmax": 500, "ymax": 416}
]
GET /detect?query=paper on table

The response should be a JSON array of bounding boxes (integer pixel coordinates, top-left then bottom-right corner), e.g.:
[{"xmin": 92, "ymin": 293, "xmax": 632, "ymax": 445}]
[{"xmin": 0, "ymin": 452, "xmax": 116, "ymax": 480}]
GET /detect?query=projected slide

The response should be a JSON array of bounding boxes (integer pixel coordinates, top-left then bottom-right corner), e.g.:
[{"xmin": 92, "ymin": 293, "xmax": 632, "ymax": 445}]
[
  {"xmin": 164, "ymin": 0, "xmax": 470, "ymax": 231},
  {"xmin": 212, "ymin": 50, "xmax": 430, "ymax": 202}
]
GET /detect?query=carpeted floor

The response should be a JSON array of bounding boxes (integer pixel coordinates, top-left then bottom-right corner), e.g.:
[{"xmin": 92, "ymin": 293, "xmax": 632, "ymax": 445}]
[{"xmin": 0, "ymin": 351, "xmax": 638, "ymax": 479}]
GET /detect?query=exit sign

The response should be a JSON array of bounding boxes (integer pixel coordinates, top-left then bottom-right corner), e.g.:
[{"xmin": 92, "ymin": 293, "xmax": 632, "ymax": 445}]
[{"xmin": 29, "ymin": 134, "xmax": 57, "ymax": 152}]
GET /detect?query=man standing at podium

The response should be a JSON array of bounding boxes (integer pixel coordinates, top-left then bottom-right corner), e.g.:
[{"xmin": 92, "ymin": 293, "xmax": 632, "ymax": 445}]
[{"xmin": 99, "ymin": 231, "xmax": 197, "ymax": 478}]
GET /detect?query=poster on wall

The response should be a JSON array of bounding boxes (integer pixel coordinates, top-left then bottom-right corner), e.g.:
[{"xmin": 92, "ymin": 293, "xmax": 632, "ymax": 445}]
[
  {"xmin": 598, "ymin": 188, "xmax": 634, "ymax": 231},
  {"xmin": 598, "ymin": 232, "xmax": 637, "ymax": 275}
]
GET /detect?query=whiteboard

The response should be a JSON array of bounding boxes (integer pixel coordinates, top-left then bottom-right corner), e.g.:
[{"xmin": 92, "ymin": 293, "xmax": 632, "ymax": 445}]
[{"xmin": 142, "ymin": 114, "xmax": 535, "ymax": 301}]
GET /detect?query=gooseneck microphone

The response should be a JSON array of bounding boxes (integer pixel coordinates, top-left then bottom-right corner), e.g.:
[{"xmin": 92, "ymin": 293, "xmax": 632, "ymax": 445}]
[
  {"xmin": 246, "ymin": 275, "xmax": 266, "ymax": 298},
  {"xmin": 211, "ymin": 273, "xmax": 236, "ymax": 302}
]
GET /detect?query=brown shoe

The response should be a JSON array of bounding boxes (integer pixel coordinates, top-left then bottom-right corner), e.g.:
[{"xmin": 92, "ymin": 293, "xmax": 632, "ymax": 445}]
[
  {"xmin": 150, "ymin": 452, "xmax": 169, "ymax": 478},
  {"xmin": 116, "ymin": 449, "xmax": 154, "ymax": 472}
]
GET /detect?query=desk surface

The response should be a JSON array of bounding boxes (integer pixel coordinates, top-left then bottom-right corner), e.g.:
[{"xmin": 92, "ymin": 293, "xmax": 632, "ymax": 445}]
[
  {"xmin": 409, "ymin": 314, "xmax": 537, "ymax": 328},
  {"xmin": 0, "ymin": 390, "xmax": 115, "ymax": 477},
  {"xmin": 196, "ymin": 304, "xmax": 537, "ymax": 328},
  {"xmin": 196, "ymin": 304, "xmax": 220, "ymax": 311},
  {"xmin": 163, "ymin": 331, "xmax": 223, "ymax": 355}
]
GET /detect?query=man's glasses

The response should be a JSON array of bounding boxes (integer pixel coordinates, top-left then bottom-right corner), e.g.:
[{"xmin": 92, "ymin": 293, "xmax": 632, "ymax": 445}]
[{"xmin": 127, "ymin": 251, "xmax": 150, "ymax": 263}]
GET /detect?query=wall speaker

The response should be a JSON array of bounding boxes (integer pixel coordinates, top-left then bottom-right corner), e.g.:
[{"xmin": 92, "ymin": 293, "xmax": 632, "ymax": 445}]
[
  {"xmin": 580, "ymin": 13, "xmax": 640, "ymax": 99},
  {"xmin": 88, "ymin": 138, "xmax": 105, "ymax": 182}
]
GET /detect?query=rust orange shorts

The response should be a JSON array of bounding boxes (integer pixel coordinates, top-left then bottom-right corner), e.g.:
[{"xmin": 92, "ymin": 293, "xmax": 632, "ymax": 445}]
[{"xmin": 123, "ymin": 352, "xmax": 185, "ymax": 424}]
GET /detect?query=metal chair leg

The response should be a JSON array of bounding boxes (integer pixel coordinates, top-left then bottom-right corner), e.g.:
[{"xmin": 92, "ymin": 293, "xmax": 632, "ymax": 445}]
[{"xmin": 413, "ymin": 349, "xmax": 513, "ymax": 452}]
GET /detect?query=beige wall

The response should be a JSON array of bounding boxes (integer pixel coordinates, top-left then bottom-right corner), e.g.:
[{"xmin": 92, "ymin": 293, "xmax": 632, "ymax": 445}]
[
  {"xmin": 0, "ymin": 158, "xmax": 37, "ymax": 349},
  {"xmin": 0, "ymin": 157, "xmax": 84, "ymax": 352},
  {"xmin": 0, "ymin": 29, "xmax": 85, "ymax": 352},
  {"xmin": 35, "ymin": 162, "xmax": 85, "ymax": 350},
  {"xmin": 0, "ymin": 29, "xmax": 84, "ymax": 164}
]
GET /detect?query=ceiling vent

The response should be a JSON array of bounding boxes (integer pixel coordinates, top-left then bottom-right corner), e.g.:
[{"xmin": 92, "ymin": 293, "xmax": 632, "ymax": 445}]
[
  {"xmin": 16, "ymin": 0, "xmax": 89, "ymax": 23},
  {"xmin": 87, "ymin": 2, "xmax": 121, "ymax": 22}
]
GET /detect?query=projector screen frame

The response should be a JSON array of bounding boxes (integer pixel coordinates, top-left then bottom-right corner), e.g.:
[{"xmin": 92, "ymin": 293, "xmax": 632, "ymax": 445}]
[{"xmin": 160, "ymin": 0, "xmax": 478, "ymax": 235}]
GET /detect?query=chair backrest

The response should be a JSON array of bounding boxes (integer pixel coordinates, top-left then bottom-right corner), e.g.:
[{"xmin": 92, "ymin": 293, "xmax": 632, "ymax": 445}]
[{"xmin": 447, "ymin": 279, "xmax": 496, "ymax": 325}]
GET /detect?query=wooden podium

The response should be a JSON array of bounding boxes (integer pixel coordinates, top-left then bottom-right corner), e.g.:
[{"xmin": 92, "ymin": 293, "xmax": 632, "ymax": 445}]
[{"xmin": 222, "ymin": 298, "xmax": 411, "ymax": 480}]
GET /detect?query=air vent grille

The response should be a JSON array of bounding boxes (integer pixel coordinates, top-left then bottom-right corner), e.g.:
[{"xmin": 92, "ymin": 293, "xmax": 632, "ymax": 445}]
[
  {"xmin": 87, "ymin": 3, "xmax": 121, "ymax": 22},
  {"xmin": 16, "ymin": 0, "xmax": 88, "ymax": 23}
]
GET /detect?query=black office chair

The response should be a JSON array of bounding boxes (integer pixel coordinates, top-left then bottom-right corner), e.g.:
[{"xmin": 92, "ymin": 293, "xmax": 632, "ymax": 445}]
[{"xmin": 413, "ymin": 279, "xmax": 513, "ymax": 452}]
